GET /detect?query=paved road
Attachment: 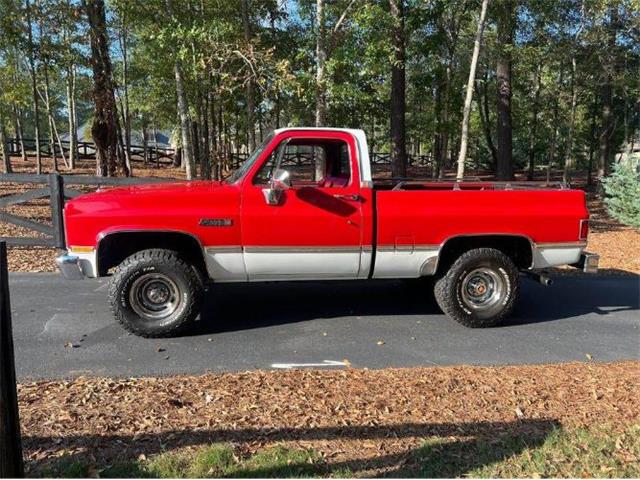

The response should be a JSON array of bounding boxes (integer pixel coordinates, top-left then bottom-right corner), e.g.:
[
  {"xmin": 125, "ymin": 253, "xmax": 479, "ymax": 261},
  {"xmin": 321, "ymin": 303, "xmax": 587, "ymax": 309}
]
[{"xmin": 7, "ymin": 272, "xmax": 640, "ymax": 379}]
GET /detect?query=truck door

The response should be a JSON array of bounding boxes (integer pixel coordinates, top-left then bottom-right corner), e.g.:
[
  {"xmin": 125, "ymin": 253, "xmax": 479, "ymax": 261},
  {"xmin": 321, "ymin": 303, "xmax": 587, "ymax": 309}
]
[{"xmin": 240, "ymin": 131, "xmax": 364, "ymax": 280}]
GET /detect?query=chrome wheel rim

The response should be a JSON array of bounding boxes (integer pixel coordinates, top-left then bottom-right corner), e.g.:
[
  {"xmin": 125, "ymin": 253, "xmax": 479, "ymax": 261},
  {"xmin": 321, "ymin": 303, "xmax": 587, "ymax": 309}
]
[
  {"xmin": 460, "ymin": 268, "xmax": 505, "ymax": 315},
  {"xmin": 129, "ymin": 273, "xmax": 181, "ymax": 321}
]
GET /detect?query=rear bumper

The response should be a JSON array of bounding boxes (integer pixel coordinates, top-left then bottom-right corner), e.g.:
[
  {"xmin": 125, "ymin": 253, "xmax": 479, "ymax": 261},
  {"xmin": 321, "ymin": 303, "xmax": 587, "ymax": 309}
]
[
  {"xmin": 571, "ymin": 252, "xmax": 599, "ymax": 273},
  {"xmin": 56, "ymin": 254, "xmax": 86, "ymax": 280}
]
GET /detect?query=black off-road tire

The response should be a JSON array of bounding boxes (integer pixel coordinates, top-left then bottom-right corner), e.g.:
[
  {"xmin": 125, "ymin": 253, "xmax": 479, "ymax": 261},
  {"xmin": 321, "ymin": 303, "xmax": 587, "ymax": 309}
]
[
  {"xmin": 434, "ymin": 248, "xmax": 519, "ymax": 328},
  {"xmin": 108, "ymin": 249, "xmax": 204, "ymax": 338}
]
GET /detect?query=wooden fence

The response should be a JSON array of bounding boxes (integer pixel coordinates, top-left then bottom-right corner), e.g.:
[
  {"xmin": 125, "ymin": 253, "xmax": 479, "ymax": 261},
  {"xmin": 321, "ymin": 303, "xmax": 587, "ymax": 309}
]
[
  {"xmin": 0, "ymin": 241, "xmax": 24, "ymax": 477},
  {"xmin": 228, "ymin": 152, "xmax": 433, "ymax": 171},
  {"xmin": 0, "ymin": 173, "xmax": 173, "ymax": 249},
  {"xmin": 8, "ymin": 138, "xmax": 176, "ymax": 165},
  {"xmin": 9, "ymin": 138, "xmax": 433, "ymax": 170}
]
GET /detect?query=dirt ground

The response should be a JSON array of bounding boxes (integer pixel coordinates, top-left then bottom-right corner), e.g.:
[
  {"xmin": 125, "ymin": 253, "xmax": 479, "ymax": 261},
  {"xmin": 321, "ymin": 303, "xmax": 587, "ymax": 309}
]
[
  {"xmin": 2, "ymin": 157, "xmax": 639, "ymax": 274},
  {"xmin": 19, "ymin": 361, "xmax": 639, "ymax": 477}
]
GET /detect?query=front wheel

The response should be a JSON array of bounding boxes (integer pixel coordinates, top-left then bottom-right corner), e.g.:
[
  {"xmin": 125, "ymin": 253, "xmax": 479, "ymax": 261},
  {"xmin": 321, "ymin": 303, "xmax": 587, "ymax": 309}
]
[
  {"xmin": 108, "ymin": 249, "xmax": 204, "ymax": 337},
  {"xmin": 434, "ymin": 248, "xmax": 519, "ymax": 328}
]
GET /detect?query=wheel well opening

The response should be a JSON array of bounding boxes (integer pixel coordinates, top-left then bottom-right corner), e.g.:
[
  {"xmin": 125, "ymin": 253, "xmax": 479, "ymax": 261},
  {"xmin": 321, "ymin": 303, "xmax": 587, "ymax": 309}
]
[
  {"xmin": 436, "ymin": 235, "xmax": 533, "ymax": 275},
  {"xmin": 97, "ymin": 232, "xmax": 207, "ymax": 277}
]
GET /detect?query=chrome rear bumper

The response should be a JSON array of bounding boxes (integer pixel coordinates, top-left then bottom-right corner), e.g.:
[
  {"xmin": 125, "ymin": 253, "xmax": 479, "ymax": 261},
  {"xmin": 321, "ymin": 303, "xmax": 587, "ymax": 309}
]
[
  {"xmin": 56, "ymin": 254, "xmax": 85, "ymax": 280},
  {"xmin": 572, "ymin": 252, "xmax": 599, "ymax": 273}
]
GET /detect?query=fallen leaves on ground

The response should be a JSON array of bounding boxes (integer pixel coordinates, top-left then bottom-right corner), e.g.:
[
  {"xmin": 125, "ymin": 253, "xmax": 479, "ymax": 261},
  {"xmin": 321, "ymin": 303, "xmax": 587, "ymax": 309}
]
[{"xmin": 18, "ymin": 361, "xmax": 639, "ymax": 477}]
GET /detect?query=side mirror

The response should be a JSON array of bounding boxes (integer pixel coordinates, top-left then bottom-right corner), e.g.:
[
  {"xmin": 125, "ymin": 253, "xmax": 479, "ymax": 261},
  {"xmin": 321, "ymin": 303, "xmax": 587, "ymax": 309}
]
[
  {"xmin": 262, "ymin": 169, "xmax": 291, "ymax": 205},
  {"xmin": 271, "ymin": 169, "xmax": 291, "ymax": 190}
]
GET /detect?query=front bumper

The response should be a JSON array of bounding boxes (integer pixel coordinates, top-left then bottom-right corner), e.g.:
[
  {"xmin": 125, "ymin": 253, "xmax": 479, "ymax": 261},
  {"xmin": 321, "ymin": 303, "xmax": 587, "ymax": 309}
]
[
  {"xmin": 56, "ymin": 254, "xmax": 86, "ymax": 280},
  {"xmin": 572, "ymin": 252, "xmax": 599, "ymax": 273}
]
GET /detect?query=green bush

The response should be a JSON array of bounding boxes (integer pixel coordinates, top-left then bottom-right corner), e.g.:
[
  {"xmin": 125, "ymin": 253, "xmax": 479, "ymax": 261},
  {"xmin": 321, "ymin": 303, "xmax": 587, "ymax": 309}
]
[{"xmin": 602, "ymin": 162, "xmax": 640, "ymax": 228}]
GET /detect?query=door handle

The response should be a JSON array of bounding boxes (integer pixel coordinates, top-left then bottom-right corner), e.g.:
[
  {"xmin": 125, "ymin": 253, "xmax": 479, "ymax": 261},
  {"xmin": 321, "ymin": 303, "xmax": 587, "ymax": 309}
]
[{"xmin": 333, "ymin": 193, "xmax": 361, "ymax": 202}]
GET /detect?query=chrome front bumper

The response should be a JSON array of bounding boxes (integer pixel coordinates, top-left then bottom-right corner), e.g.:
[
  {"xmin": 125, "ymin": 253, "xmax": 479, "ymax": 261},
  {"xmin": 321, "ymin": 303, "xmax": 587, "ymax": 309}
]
[
  {"xmin": 572, "ymin": 252, "xmax": 599, "ymax": 273},
  {"xmin": 56, "ymin": 254, "xmax": 86, "ymax": 280}
]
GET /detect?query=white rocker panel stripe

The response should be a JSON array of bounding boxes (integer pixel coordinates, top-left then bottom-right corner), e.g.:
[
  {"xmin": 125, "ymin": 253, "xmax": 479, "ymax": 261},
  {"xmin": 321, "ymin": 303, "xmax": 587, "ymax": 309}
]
[
  {"xmin": 244, "ymin": 248, "xmax": 362, "ymax": 281},
  {"xmin": 203, "ymin": 241, "xmax": 586, "ymax": 281},
  {"xmin": 372, "ymin": 246, "xmax": 440, "ymax": 279},
  {"xmin": 204, "ymin": 246, "xmax": 247, "ymax": 282}
]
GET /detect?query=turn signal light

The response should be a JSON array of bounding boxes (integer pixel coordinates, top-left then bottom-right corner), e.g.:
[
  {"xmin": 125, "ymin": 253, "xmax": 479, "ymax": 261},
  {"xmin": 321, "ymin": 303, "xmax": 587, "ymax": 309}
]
[{"xmin": 579, "ymin": 219, "xmax": 589, "ymax": 240}]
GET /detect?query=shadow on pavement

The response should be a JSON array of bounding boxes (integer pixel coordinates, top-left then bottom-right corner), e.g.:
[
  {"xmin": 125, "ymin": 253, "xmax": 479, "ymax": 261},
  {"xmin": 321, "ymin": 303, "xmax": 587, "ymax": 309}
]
[
  {"xmin": 186, "ymin": 275, "xmax": 639, "ymax": 336},
  {"xmin": 24, "ymin": 418, "xmax": 560, "ymax": 477}
]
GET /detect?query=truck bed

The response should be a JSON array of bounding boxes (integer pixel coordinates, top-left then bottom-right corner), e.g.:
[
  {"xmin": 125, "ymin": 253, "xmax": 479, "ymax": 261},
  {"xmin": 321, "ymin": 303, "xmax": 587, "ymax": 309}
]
[
  {"xmin": 373, "ymin": 183, "xmax": 587, "ymax": 246},
  {"xmin": 373, "ymin": 179, "xmax": 569, "ymax": 191}
]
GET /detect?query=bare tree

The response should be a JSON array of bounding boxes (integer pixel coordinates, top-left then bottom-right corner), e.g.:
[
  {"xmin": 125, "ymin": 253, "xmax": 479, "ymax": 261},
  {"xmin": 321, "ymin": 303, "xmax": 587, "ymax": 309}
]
[{"xmin": 456, "ymin": 0, "xmax": 490, "ymax": 180}]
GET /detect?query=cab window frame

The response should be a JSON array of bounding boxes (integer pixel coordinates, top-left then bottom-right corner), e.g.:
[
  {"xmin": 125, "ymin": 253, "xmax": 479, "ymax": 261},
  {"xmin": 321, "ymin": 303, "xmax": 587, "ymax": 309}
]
[{"xmin": 251, "ymin": 136, "xmax": 353, "ymax": 188}]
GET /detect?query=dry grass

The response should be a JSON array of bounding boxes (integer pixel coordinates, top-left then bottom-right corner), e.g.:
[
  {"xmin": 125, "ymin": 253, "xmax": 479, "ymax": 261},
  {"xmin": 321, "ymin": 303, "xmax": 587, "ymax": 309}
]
[{"xmin": 20, "ymin": 361, "xmax": 639, "ymax": 477}]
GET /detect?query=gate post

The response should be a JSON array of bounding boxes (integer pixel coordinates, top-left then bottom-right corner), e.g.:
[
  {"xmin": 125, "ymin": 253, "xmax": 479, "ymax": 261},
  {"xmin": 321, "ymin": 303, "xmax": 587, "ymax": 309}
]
[
  {"xmin": 48, "ymin": 173, "xmax": 66, "ymax": 249},
  {"xmin": 0, "ymin": 241, "xmax": 24, "ymax": 477}
]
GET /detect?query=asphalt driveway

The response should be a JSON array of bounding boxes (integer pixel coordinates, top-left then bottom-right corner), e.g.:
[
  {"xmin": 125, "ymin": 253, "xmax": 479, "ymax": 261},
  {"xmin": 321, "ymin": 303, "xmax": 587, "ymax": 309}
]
[{"xmin": 7, "ymin": 273, "xmax": 640, "ymax": 379}]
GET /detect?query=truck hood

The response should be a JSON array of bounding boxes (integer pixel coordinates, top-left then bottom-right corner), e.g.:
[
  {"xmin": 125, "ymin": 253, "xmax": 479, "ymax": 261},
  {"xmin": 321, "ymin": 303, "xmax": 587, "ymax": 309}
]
[
  {"xmin": 66, "ymin": 180, "xmax": 231, "ymax": 212},
  {"xmin": 63, "ymin": 180, "xmax": 242, "ymax": 247}
]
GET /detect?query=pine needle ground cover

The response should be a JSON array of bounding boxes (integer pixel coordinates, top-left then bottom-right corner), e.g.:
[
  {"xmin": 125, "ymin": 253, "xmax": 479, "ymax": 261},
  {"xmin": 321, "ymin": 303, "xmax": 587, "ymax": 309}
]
[{"xmin": 19, "ymin": 361, "xmax": 639, "ymax": 478}]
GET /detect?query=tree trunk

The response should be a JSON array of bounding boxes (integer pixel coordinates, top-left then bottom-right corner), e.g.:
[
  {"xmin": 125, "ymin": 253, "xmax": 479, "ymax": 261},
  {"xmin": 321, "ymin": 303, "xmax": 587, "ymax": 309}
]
[
  {"xmin": 200, "ymin": 93, "xmax": 211, "ymax": 180},
  {"xmin": 496, "ymin": 0, "xmax": 514, "ymax": 180},
  {"xmin": 118, "ymin": 12, "xmax": 132, "ymax": 169},
  {"xmin": 315, "ymin": 0, "xmax": 327, "ymax": 126},
  {"xmin": 43, "ymin": 72, "xmax": 58, "ymax": 171},
  {"xmin": 548, "ymin": 66, "xmax": 563, "ymax": 183},
  {"xmin": 597, "ymin": 8, "xmax": 618, "ymax": 186},
  {"xmin": 192, "ymin": 120, "xmax": 200, "ymax": 175},
  {"xmin": 25, "ymin": 0, "xmax": 42, "ymax": 174},
  {"xmin": 389, "ymin": 0, "xmax": 407, "ymax": 178},
  {"xmin": 563, "ymin": 57, "xmax": 578, "ymax": 184},
  {"xmin": 167, "ymin": 1, "xmax": 194, "ymax": 180},
  {"xmin": 436, "ymin": 66, "xmax": 451, "ymax": 178},
  {"xmin": 85, "ymin": 0, "xmax": 127, "ymax": 177},
  {"xmin": 66, "ymin": 65, "xmax": 77, "ymax": 169},
  {"xmin": 0, "ymin": 125, "xmax": 12, "ymax": 173},
  {"xmin": 476, "ymin": 72, "xmax": 497, "ymax": 169},
  {"xmin": 207, "ymin": 81, "xmax": 218, "ymax": 180},
  {"xmin": 456, "ymin": 0, "xmax": 489, "ymax": 180},
  {"xmin": 13, "ymin": 107, "xmax": 27, "ymax": 163},
  {"xmin": 241, "ymin": 0, "xmax": 256, "ymax": 151},
  {"xmin": 587, "ymin": 95, "xmax": 598, "ymax": 186},
  {"xmin": 142, "ymin": 122, "xmax": 148, "ymax": 164},
  {"xmin": 42, "ymin": 61, "xmax": 69, "ymax": 170},
  {"xmin": 527, "ymin": 64, "xmax": 542, "ymax": 180}
]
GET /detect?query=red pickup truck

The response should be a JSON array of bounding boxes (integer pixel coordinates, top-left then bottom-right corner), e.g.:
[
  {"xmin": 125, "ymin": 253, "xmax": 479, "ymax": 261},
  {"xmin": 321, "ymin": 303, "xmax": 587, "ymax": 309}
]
[{"xmin": 57, "ymin": 128, "xmax": 598, "ymax": 337}]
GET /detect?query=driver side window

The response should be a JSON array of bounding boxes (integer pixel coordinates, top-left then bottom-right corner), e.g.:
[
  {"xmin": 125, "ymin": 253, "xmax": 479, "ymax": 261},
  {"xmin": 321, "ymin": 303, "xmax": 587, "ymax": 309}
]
[{"xmin": 254, "ymin": 139, "xmax": 351, "ymax": 187}]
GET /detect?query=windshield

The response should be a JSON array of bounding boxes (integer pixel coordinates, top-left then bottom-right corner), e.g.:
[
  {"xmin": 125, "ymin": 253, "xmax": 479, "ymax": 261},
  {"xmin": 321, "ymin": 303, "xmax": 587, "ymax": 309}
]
[{"xmin": 226, "ymin": 133, "xmax": 274, "ymax": 183}]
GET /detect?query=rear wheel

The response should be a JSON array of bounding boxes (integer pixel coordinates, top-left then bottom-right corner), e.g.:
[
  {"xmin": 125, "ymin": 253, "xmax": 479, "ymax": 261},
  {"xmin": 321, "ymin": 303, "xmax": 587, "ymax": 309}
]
[
  {"xmin": 434, "ymin": 248, "xmax": 518, "ymax": 327},
  {"xmin": 109, "ymin": 249, "xmax": 204, "ymax": 337}
]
